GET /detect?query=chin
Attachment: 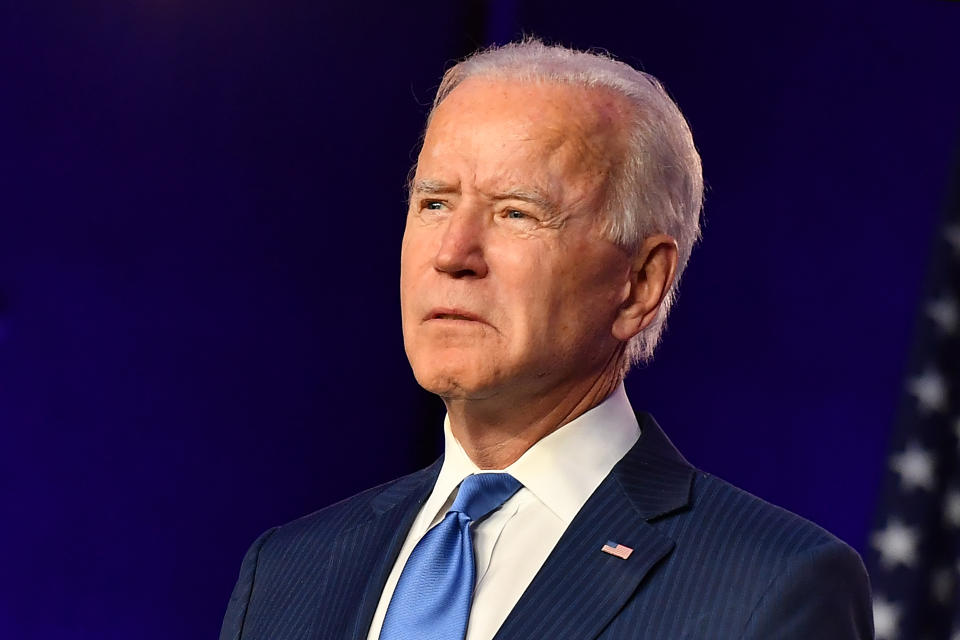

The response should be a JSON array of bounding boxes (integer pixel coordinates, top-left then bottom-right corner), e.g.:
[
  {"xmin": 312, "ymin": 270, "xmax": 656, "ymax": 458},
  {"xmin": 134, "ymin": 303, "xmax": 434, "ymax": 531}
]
[
  {"xmin": 413, "ymin": 369, "xmax": 478, "ymax": 399},
  {"xmin": 410, "ymin": 356, "xmax": 497, "ymax": 400}
]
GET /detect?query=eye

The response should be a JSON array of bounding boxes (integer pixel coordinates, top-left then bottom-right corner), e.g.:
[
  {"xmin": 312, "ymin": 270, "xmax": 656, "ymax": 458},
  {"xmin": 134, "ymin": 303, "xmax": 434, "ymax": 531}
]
[
  {"xmin": 498, "ymin": 207, "xmax": 540, "ymax": 228},
  {"xmin": 418, "ymin": 199, "xmax": 449, "ymax": 214}
]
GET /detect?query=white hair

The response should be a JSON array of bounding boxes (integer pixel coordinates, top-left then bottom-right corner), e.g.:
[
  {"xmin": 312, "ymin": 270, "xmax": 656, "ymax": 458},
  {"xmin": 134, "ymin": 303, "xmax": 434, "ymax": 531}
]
[{"xmin": 426, "ymin": 39, "xmax": 704, "ymax": 368}]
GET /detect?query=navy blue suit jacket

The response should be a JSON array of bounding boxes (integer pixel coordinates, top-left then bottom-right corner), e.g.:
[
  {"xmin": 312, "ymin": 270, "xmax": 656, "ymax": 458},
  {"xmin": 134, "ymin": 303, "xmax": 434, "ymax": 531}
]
[{"xmin": 220, "ymin": 413, "xmax": 873, "ymax": 639}]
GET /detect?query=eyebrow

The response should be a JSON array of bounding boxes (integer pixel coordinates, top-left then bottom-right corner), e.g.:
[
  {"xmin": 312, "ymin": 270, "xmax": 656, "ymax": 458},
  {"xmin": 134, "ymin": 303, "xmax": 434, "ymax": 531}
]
[
  {"xmin": 411, "ymin": 179, "xmax": 559, "ymax": 216},
  {"xmin": 411, "ymin": 179, "xmax": 457, "ymax": 195},
  {"xmin": 491, "ymin": 187, "xmax": 559, "ymax": 216}
]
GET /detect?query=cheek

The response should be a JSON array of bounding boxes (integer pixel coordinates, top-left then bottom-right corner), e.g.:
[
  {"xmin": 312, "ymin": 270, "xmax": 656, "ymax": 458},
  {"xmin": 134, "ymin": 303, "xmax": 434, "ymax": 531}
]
[
  {"xmin": 400, "ymin": 230, "xmax": 434, "ymax": 294},
  {"xmin": 494, "ymin": 257, "xmax": 575, "ymax": 352},
  {"xmin": 544, "ymin": 251, "xmax": 626, "ymax": 337},
  {"xmin": 399, "ymin": 224, "xmax": 420, "ymax": 272}
]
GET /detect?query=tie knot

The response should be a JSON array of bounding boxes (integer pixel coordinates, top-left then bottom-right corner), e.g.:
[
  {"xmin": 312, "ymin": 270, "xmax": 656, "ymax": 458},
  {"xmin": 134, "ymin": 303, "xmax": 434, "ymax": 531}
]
[{"xmin": 450, "ymin": 473, "xmax": 521, "ymax": 522}]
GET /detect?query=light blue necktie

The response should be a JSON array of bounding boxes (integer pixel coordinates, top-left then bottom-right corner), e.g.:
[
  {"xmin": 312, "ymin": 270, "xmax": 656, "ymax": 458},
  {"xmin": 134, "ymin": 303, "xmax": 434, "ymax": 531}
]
[{"xmin": 379, "ymin": 473, "xmax": 522, "ymax": 640}]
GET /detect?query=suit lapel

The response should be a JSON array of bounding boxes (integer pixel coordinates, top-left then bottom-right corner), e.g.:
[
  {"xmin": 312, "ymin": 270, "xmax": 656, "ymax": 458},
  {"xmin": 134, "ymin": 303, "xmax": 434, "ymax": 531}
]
[
  {"xmin": 348, "ymin": 461, "xmax": 443, "ymax": 639},
  {"xmin": 309, "ymin": 459, "xmax": 442, "ymax": 640},
  {"xmin": 493, "ymin": 413, "xmax": 694, "ymax": 640}
]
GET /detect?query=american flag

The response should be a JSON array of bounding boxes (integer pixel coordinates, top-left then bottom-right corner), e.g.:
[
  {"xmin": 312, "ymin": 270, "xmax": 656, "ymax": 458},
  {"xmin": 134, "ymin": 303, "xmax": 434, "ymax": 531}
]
[
  {"xmin": 601, "ymin": 540, "xmax": 634, "ymax": 560},
  {"xmin": 866, "ymin": 167, "xmax": 960, "ymax": 640}
]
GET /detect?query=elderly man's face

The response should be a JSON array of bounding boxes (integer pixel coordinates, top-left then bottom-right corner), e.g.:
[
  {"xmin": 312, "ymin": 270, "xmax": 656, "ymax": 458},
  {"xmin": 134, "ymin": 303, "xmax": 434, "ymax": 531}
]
[{"xmin": 400, "ymin": 77, "xmax": 634, "ymax": 402}]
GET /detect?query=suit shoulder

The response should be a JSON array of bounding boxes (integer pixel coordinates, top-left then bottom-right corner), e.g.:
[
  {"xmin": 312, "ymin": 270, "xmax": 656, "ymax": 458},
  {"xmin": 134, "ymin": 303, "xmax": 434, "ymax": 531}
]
[
  {"xmin": 644, "ymin": 470, "xmax": 872, "ymax": 637},
  {"xmin": 259, "ymin": 461, "xmax": 440, "ymax": 556},
  {"xmin": 683, "ymin": 470, "xmax": 860, "ymax": 564},
  {"xmin": 687, "ymin": 474, "xmax": 874, "ymax": 638}
]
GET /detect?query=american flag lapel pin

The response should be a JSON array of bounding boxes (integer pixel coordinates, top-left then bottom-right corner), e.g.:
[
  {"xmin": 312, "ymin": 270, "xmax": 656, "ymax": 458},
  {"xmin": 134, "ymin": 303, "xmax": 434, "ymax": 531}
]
[{"xmin": 601, "ymin": 540, "xmax": 633, "ymax": 559}]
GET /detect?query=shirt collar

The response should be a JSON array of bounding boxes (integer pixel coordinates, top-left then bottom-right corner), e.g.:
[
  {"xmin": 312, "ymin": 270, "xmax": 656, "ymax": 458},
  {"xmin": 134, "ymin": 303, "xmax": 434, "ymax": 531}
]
[{"xmin": 426, "ymin": 383, "xmax": 641, "ymax": 526}]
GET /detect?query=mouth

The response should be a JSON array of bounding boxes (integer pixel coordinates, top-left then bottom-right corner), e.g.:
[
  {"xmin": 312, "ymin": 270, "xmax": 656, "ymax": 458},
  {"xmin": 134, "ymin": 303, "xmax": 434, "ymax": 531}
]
[{"xmin": 425, "ymin": 308, "xmax": 484, "ymax": 323}]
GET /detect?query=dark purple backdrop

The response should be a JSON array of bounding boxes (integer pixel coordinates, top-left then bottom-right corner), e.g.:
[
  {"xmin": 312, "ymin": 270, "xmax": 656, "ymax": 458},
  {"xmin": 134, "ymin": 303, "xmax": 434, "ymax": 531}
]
[{"xmin": 2, "ymin": 1, "xmax": 958, "ymax": 638}]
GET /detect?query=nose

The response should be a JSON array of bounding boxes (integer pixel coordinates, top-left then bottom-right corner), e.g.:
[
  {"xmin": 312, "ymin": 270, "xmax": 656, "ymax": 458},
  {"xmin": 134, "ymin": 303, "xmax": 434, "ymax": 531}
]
[{"xmin": 433, "ymin": 209, "xmax": 489, "ymax": 278}]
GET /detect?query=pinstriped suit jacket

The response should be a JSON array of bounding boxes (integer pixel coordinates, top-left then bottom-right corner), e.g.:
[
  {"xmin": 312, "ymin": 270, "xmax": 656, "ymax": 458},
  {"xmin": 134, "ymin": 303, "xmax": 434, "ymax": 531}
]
[{"xmin": 220, "ymin": 413, "xmax": 873, "ymax": 639}]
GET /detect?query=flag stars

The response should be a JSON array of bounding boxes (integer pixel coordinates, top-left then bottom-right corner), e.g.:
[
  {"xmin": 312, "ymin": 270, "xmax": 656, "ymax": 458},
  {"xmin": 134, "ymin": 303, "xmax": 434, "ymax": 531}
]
[
  {"xmin": 872, "ymin": 519, "xmax": 920, "ymax": 569},
  {"xmin": 891, "ymin": 442, "xmax": 936, "ymax": 492},
  {"xmin": 871, "ymin": 221, "xmax": 960, "ymax": 635},
  {"xmin": 927, "ymin": 295, "xmax": 958, "ymax": 335},
  {"xmin": 873, "ymin": 595, "xmax": 902, "ymax": 640},
  {"xmin": 908, "ymin": 369, "xmax": 948, "ymax": 413}
]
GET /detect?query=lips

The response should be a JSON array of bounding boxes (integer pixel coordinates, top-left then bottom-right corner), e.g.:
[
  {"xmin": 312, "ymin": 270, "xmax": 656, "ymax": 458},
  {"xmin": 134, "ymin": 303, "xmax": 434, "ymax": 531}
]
[{"xmin": 425, "ymin": 307, "xmax": 485, "ymax": 323}]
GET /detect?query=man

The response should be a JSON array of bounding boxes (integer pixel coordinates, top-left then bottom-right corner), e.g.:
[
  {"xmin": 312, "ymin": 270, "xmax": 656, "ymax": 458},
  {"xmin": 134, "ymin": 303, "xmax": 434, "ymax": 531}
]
[{"xmin": 220, "ymin": 40, "xmax": 873, "ymax": 639}]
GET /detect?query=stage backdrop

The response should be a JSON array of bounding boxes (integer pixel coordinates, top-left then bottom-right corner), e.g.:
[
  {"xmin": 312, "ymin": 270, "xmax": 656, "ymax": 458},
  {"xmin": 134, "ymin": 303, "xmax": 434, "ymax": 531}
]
[{"xmin": 1, "ymin": 1, "xmax": 958, "ymax": 638}]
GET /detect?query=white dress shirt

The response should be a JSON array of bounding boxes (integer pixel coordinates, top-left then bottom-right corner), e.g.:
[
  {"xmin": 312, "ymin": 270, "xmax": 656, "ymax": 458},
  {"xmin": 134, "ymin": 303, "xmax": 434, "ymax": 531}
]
[{"xmin": 366, "ymin": 384, "xmax": 641, "ymax": 640}]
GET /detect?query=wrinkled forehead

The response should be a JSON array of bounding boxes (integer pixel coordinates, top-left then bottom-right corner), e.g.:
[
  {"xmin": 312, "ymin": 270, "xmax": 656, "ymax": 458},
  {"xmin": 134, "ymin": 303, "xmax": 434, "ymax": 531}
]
[
  {"xmin": 416, "ymin": 77, "xmax": 628, "ymax": 195},
  {"xmin": 430, "ymin": 76, "xmax": 628, "ymax": 134}
]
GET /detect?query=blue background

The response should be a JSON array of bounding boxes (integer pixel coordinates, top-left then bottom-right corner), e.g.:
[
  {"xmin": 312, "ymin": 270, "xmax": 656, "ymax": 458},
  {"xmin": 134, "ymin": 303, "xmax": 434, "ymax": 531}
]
[{"xmin": 1, "ymin": 1, "xmax": 958, "ymax": 637}]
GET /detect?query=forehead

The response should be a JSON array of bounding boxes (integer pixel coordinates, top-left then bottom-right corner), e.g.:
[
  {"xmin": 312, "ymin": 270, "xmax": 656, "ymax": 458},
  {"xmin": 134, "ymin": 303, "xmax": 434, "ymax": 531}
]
[{"xmin": 417, "ymin": 78, "xmax": 627, "ymax": 192}]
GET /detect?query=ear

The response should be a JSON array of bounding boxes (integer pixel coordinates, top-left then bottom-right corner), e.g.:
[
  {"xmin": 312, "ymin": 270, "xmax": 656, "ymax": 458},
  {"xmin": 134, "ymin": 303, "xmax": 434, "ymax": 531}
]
[{"xmin": 612, "ymin": 234, "xmax": 679, "ymax": 342}]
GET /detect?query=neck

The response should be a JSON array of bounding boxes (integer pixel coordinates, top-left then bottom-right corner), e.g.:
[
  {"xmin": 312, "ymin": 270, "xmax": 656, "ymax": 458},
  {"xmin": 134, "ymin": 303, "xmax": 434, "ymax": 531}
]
[{"xmin": 443, "ymin": 361, "xmax": 623, "ymax": 470}]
